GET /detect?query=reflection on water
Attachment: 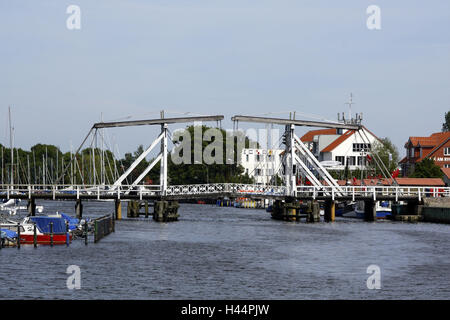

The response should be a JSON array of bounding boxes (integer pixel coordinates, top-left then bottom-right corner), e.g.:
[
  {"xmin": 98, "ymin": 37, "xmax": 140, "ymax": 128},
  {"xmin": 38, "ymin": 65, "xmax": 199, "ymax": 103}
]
[{"xmin": 1, "ymin": 200, "xmax": 449, "ymax": 299}]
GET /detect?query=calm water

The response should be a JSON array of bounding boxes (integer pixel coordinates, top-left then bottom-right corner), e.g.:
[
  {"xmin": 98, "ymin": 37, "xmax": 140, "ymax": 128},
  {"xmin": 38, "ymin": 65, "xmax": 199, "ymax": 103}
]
[{"xmin": 1, "ymin": 200, "xmax": 449, "ymax": 300}]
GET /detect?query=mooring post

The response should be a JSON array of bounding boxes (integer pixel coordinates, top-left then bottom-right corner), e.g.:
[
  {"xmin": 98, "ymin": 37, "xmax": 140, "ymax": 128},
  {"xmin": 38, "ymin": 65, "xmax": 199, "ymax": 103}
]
[
  {"xmin": 0, "ymin": 228, "xmax": 2, "ymax": 250},
  {"xmin": 50, "ymin": 222, "xmax": 54, "ymax": 247},
  {"xmin": 33, "ymin": 223, "xmax": 37, "ymax": 248},
  {"xmin": 364, "ymin": 200, "xmax": 376, "ymax": 222},
  {"xmin": 27, "ymin": 198, "xmax": 36, "ymax": 216},
  {"xmin": 17, "ymin": 223, "xmax": 21, "ymax": 249},
  {"xmin": 65, "ymin": 220, "xmax": 70, "ymax": 247},
  {"xmin": 115, "ymin": 199, "xmax": 122, "ymax": 220},
  {"xmin": 324, "ymin": 200, "xmax": 335, "ymax": 222},
  {"xmin": 75, "ymin": 199, "xmax": 83, "ymax": 220}
]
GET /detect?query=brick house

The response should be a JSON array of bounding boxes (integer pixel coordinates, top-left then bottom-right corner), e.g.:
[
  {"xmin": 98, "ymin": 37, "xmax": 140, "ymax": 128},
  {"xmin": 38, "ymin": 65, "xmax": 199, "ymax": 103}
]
[{"xmin": 399, "ymin": 132, "xmax": 450, "ymax": 176}]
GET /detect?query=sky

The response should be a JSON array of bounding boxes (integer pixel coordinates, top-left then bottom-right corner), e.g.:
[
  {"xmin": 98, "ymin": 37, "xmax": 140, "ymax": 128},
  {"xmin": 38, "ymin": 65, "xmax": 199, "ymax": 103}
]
[{"xmin": 1, "ymin": 0, "xmax": 449, "ymax": 159}]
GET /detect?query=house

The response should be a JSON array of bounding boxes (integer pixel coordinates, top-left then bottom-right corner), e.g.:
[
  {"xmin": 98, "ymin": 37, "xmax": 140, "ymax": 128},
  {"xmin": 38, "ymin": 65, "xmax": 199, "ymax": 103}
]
[
  {"xmin": 239, "ymin": 148, "xmax": 284, "ymax": 185},
  {"xmin": 399, "ymin": 132, "xmax": 450, "ymax": 176},
  {"xmin": 300, "ymin": 127, "xmax": 380, "ymax": 171}
]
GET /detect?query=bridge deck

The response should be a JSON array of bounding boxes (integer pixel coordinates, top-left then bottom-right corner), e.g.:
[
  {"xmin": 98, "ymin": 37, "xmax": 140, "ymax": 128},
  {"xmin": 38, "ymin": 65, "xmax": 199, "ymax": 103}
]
[{"xmin": 1, "ymin": 184, "xmax": 449, "ymax": 202}]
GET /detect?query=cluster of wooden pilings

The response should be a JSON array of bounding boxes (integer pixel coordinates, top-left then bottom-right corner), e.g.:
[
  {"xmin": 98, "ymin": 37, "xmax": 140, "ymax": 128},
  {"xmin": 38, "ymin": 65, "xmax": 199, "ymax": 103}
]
[
  {"xmin": 270, "ymin": 198, "xmax": 380, "ymax": 222},
  {"xmin": 115, "ymin": 199, "xmax": 179, "ymax": 222}
]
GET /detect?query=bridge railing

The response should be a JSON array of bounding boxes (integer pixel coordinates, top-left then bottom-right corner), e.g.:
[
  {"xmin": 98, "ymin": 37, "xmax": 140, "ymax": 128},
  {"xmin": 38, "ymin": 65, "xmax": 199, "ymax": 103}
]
[
  {"xmin": 165, "ymin": 183, "xmax": 286, "ymax": 196},
  {"xmin": 0, "ymin": 184, "xmax": 162, "ymax": 200},
  {"xmin": 296, "ymin": 185, "xmax": 450, "ymax": 200}
]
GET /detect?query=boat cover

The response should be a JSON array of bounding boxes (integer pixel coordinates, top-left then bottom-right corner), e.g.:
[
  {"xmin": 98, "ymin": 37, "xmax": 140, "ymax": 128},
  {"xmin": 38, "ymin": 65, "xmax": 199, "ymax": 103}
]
[
  {"xmin": 30, "ymin": 217, "xmax": 67, "ymax": 234},
  {"xmin": 59, "ymin": 213, "xmax": 80, "ymax": 230},
  {"xmin": 1, "ymin": 228, "xmax": 18, "ymax": 239}
]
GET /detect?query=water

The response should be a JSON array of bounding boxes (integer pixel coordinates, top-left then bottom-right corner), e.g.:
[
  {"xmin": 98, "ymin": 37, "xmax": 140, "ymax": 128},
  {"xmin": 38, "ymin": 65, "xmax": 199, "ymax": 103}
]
[{"xmin": 1, "ymin": 200, "xmax": 449, "ymax": 300}]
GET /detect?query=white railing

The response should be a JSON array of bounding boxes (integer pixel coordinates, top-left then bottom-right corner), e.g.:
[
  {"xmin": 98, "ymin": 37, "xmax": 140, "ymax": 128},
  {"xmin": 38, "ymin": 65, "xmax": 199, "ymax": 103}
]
[
  {"xmin": 165, "ymin": 183, "xmax": 286, "ymax": 196},
  {"xmin": 296, "ymin": 186, "xmax": 450, "ymax": 201},
  {"xmin": 1, "ymin": 184, "xmax": 449, "ymax": 200},
  {"xmin": 0, "ymin": 184, "xmax": 162, "ymax": 200}
]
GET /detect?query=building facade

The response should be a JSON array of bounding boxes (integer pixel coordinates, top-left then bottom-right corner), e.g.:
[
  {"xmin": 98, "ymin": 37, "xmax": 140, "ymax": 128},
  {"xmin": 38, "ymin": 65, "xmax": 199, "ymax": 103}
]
[
  {"xmin": 300, "ymin": 127, "xmax": 380, "ymax": 171},
  {"xmin": 399, "ymin": 132, "xmax": 450, "ymax": 176},
  {"xmin": 239, "ymin": 148, "xmax": 284, "ymax": 185}
]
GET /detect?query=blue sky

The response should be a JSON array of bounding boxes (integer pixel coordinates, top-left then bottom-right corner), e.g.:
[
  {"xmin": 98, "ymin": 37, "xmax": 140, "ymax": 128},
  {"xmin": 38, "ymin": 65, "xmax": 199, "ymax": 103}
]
[{"xmin": 1, "ymin": 0, "xmax": 449, "ymax": 158}]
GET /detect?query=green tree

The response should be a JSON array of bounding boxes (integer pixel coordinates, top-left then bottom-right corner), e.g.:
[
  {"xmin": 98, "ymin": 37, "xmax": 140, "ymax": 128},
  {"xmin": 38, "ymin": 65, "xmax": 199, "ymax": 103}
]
[
  {"xmin": 442, "ymin": 111, "xmax": 450, "ymax": 132},
  {"xmin": 410, "ymin": 158, "xmax": 443, "ymax": 178},
  {"xmin": 368, "ymin": 137, "xmax": 400, "ymax": 176}
]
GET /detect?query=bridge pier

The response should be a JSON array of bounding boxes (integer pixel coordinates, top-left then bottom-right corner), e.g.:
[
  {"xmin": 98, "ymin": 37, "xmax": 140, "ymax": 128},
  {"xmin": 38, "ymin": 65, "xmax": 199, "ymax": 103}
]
[
  {"xmin": 306, "ymin": 201, "xmax": 320, "ymax": 223},
  {"xmin": 115, "ymin": 199, "xmax": 122, "ymax": 220},
  {"xmin": 271, "ymin": 198, "xmax": 301, "ymax": 221},
  {"xmin": 27, "ymin": 198, "xmax": 36, "ymax": 216},
  {"xmin": 153, "ymin": 200, "xmax": 179, "ymax": 222},
  {"xmin": 75, "ymin": 199, "xmax": 83, "ymax": 219},
  {"xmin": 364, "ymin": 200, "xmax": 376, "ymax": 222},
  {"xmin": 324, "ymin": 200, "xmax": 336, "ymax": 222}
]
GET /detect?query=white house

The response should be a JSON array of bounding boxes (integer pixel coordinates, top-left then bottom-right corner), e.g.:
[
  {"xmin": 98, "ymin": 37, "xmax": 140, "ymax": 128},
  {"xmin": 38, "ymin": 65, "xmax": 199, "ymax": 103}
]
[
  {"xmin": 239, "ymin": 148, "xmax": 284, "ymax": 185},
  {"xmin": 300, "ymin": 127, "xmax": 380, "ymax": 171}
]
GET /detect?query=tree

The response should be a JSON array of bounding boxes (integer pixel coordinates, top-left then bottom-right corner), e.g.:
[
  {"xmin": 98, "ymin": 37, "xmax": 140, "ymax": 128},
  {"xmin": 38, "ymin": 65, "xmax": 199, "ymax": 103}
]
[
  {"xmin": 367, "ymin": 137, "xmax": 400, "ymax": 176},
  {"xmin": 442, "ymin": 111, "xmax": 450, "ymax": 132},
  {"xmin": 410, "ymin": 158, "xmax": 443, "ymax": 179}
]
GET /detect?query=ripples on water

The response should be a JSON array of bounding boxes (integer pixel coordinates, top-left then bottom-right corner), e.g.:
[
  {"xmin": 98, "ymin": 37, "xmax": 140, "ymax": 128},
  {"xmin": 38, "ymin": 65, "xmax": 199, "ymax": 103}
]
[{"xmin": 1, "ymin": 200, "xmax": 449, "ymax": 299}]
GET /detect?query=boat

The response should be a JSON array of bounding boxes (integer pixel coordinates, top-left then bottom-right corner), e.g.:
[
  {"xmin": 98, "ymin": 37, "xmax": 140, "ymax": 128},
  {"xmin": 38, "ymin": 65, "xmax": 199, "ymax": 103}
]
[
  {"xmin": 343, "ymin": 200, "xmax": 392, "ymax": 219},
  {"xmin": 0, "ymin": 199, "xmax": 44, "ymax": 215},
  {"xmin": 1, "ymin": 216, "xmax": 73, "ymax": 245}
]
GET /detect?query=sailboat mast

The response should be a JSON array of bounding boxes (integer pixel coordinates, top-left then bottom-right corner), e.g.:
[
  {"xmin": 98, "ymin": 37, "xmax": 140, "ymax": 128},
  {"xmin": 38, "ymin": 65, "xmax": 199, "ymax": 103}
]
[{"xmin": 9, "ymin": 106, "xmax": 13, "ymax": 186}]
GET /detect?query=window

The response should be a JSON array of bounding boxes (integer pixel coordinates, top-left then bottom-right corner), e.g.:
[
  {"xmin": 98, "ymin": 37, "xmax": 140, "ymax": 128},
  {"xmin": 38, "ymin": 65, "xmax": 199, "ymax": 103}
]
[
  {"xmin": 256, "ymin": 154, "xmax": 261, "ymax": 162},
  {"xmin": 444, "ymin": 164, "xmax": 450, "ymax": 168},
  {"xmin": 444, "ymin": 148, "xmax": 450, "ymax": 156},
  {"xmin": 353, "ymin": 143, "xmax": 371, "ymax": 152},
  {"xmin": 347, "ymin": 156, "xmax": 356, "ymax": 166},
  {"xmin": 357, "ymin": 156, "xmax": 366, "ymax": 166},
  {"xmin": 246, "ymin": 154, "xmax": 249, "ymax": 162},
  {"xmin": 335, "ymin": 156, "xmax": 345, "ymax": 165}
]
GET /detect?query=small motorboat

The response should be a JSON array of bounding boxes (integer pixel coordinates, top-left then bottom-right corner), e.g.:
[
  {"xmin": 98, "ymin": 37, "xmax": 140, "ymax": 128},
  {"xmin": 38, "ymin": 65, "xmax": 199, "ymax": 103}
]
[{"xmin": 1, "ymin": 216, "xmax": 72, "ymax": 245}]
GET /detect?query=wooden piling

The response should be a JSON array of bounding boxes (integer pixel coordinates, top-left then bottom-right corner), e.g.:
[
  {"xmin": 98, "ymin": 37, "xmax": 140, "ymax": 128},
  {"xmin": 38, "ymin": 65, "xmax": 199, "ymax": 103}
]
[
  {"xmin": 364, "ymin": 200, "xmax": 376, "ymax": 222},
  {"xmin": 115, "ymin": 199, "xmax": 122, "ymax": 220},
  {"xmin": 50, "ymin": 222, "xmax": 53, "ymax": 247},
  {"xmin": 33, "ymin": 223, "xmax": 37, "ymax": 248},
  {"xmin": 17, "ymin": 224, "xmax": 21, "ymax": 249},
  {"xmin": 324, "ymin": 200, "xmax": 336, "ymax": 222},
  {"xmin": 27, "ymin": 198, "xmax": 36, "ymax": 216},
  {"xmin": 66, "ymin": 221, "xmax": 70, "ymax": 247},
  {"xmin": 75, "ymin": 199, "xmax": 83, "ymax": 219}
]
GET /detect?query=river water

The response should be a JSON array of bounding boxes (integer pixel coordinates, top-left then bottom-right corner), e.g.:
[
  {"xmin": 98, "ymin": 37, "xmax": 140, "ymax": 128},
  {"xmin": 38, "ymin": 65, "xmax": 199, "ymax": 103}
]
[{"xmin": 1, "ymin": 200, "xmax": 449, "ymax": 300}]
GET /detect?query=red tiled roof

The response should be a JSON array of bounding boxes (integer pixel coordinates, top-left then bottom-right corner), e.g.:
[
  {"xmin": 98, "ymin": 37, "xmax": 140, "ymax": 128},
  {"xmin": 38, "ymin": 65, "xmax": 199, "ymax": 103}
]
[
  {"xmin": 395, "ymin": 178, "xmax": 445, "ymax": 186},
  {"xmin": 441, "ymin": 168, "xmax": 450, "ymax": 179},
  {"xmin": 408, "ymin": 132, "xmax": 450, "ymax": 148},
  {"xmin": 336, "ymin": 177, "xmax": 444, "ymax": 186},
  {"xmin": 321, "ymin": 130, "xmax": 355, "ymax": 152},
  {"xmin": 300, "ymin": 129, "xmax": 337, "ymax": 142}
]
